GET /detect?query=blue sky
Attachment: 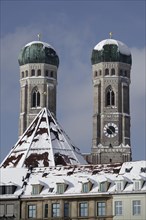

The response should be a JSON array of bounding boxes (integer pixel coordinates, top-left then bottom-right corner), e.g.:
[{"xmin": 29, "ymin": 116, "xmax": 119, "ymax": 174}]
[{"xmin": 0, "ymin": 0, "xmax": 145, "ymax": 162}]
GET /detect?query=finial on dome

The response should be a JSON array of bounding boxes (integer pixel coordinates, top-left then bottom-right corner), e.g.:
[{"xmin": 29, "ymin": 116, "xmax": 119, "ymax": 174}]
[
  {"xmin": 37, "ymin": 33, "xmax": 41, "ymax": 41},
  {"xmin": 109, "ymin": 32, "xmax": 113, "ymax": 39}
]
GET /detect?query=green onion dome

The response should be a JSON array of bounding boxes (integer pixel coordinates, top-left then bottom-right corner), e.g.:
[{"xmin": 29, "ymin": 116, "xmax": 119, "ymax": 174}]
[
  {"xmin": 91, "ymin": 39, "xmax": 132, "ymax": 65},
  {"xmin": 18, "ymin": 41, "xmax": 59, "ymax": 67}
]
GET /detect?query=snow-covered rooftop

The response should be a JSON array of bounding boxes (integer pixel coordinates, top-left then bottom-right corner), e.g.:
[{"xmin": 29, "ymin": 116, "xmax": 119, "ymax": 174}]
[
  {"xmin": 94, "ymin": 39, "xmax": 131, "ymax": 55},
  {"xmin": 0, "ymin": 161, "xmax": 146, "ymax": 199},
  {"xmin": 1, "ymin": 108, "xmax": 87, "ymax": 168},
  {"xmin": 25, "ymin": 41, "xmax": 53, "ymax": 49}
]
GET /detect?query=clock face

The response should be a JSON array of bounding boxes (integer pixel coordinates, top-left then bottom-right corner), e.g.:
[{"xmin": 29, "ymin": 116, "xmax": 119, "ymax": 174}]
[{"xmin": 104, "ymin": 123, "xmax": 118, "ymax": 138}]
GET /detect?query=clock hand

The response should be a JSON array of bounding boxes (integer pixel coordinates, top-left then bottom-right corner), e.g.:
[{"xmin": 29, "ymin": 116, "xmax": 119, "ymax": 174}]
[{"xmin": 107, "ymin": 126, "xmax": 114, "ymax": 134}]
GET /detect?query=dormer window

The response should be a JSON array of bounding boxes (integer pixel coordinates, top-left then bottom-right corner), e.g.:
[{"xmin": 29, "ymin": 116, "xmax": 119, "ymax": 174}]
[
  {"xmin": 141, "ymin": 167, "xmax": 146, "ymax": 173},
  {"xmin": 99, "ymin": 181, "xmax": 107, "ymax": 192},
  {"xmin": 133, "ymin": 181, "xmax": 142, "ymax": 191},
  {"xmin": 82, "ymin": 182, "xmax": 89, "ymax": 193},
  {"xmin": 133, "ymin": 180, "xmax": 144, "ymax": 191},
  {"xmin": 116, "ymin": 181, "xmax": 124, "ymax": 191},
  {"xmin": 49, "ymin": 187, "xmax": 54, "ymax": 193},
  {"xmin": 82, "ymin": 181, "xmax": 93, "ymax": 193},
  {"xmin": 32, "ymin": 184, "xmax": 43, "ymax": 195},
  {"xmin": 0, "ymin": 185, "xmax": 17, "ymax": 195},
  {"xmin": 125, "ymin": 167, "xmax": 132, "ymax": 172},
  {"xmin": 57, "ymin": 183, "xmax": 67, "ymax": 194}
]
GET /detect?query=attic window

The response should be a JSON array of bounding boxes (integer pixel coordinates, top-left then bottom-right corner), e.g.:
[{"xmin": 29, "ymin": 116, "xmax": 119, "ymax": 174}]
[
  {"xmin": 82, "ymin": 182, "xmax": 89, "ymax": 193},
  {"xmin": 99, "ymin": 182, "xmax": 107, "ymax": 192},
  {"xmin": 32, "ymin": 184, "xmax": 43, "ymax": 195},
  {"xmin": 0, "ymin": 185, "xmax": 17, "ymax": 195},
  {"xmin": 116, "ymin": 181, "xmax": 123, "ymax": 191},
  {"xmin": 125, "ymin": 167, "xmax": 132, "ymax": 172},
  {"xmin": 57, "ymin": 183, "xmax": 67, "ymax": 194},
  {"xmin": 134, "ymin": 181, "xmax": 141, "ymax": 191},
  {"xmin": 82, "ymin": 181, "xmax": 92, "ymax": 193},
  {"xmin": 49, "ymin": 187, "xmax": 54, "ymax": 193},
  {"xmin": 141, "ymin": 167, "xmax": 146, "ymax": 173}
]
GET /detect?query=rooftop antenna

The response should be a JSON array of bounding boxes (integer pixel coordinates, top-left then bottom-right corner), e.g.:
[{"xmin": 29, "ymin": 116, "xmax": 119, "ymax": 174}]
[
  {"xmin": 37, "ymin": 33, "xmax": 41, "ymax": 41},
  {"xmin": 109, "ymin": 32, "xmax": 113, "ymax": 39}
]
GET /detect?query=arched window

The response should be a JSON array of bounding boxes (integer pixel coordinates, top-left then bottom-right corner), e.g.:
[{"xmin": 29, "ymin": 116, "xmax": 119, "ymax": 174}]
[
  {"xmin": 31, "ymin": 69, "xmax": 35, "ymax": 76},
  {"xmin": 106, "ymin": 86, "xmax": 115, "ymax": 106},
  {"xmin": 22, "ymin": 71, "xmax": 24, "ymax": 78},
  {"xmin": 124, "ymin": 70, "xmax": 127, "ymax": 77},
  {"xmin": 50, "ymin": 71, "xmax": 54, "ymax": 78},
  {"xmin": 45, "ymin": 70, "xmax": 49, "ymax": 76},
  {"xmin": 120, "ymin": 69, "xmax": 123, "ymax": 76},
  {"xmin": 111, "ymin": 68, "xmax": 115, "ymax": 75},
  {"xmin": 94, "ymin": 71, "xmax": 98, "ymax": 77},
  {"xmin": 105, "ymin": 68, "xmax": 109, "ymax": 75},
  {"xmin": 25, "ymin": 70, "xmax": 28, "ymax": 77},
  {"xmin": 99, "ymin": 70, "xmax": 102, "ymax": 76},
  {"xmin": 37, "ymin": 69, "xmax": 41, "ymax": 76},
  {"xmin": 32, "ymin": 89, "xmax": 40, "ymax": 107}
]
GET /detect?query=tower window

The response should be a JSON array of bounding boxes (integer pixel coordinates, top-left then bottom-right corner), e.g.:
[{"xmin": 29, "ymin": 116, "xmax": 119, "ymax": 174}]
[
  {"xmin": 25, "ymin": 70, "xmax": 28, "ymax": 77},
  {"xmin": 45, "ymin": 70, "xmax": 49, "ymax": 76},
  {"xmin": 120, "ymin": 69, "xmax": 123, "ymax": 76},
  {"xmin": 37, "ymin": 69, "xmax": 41, "ymax": 76},
  {"xmin": 31, "ymin": 69, "xmax": 35, "ymax": 76},
  {"xmin": 111, "ymin": 68, "xmax": 115, "ymax": 75},
  {"xmin": 99, "ymin": 70, "xmax": 102, "ymax": 75},
  {"xmin": 124, "ymin": 70, "xmax": 127, "ymax": 77},
  {"xmin": 105, "ymin": 68, "xmax": 109, "ymax": 76},
  {"xmin": 94, "ymin": 71, "xmax": 98, "ymax": 77},
  {"xmin": 22, "ymin": 71, "xmax": 24, "ymax": 78},
  {"xmin": 32, "ymin": 89, "xmax": 40, "ymax": 107},
  {"xmin": 50, "ymin": 71, "xmax": 54, "ymax": 78},
  {"xmin": 106, "ymin": 86, "xmax": 115, "ymax": 106}
]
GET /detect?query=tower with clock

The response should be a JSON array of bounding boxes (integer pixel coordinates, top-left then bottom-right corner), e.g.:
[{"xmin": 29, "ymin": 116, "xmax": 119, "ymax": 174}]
[
  {"xmin": 18, "ymin": 37, "xmax": 59, "ymax": 136},
  {"xmin": 91, "ymin": 35, "xmax": 132, "ymax": 164}
]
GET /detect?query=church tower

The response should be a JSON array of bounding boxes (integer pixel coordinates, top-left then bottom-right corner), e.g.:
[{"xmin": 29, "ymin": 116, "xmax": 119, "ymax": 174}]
[
  {"xmin": 91, "ymin": 36, "xmax": 132, "ymax": 164},
  {"xmin": 18, "ymin": 38, "xmax": 59, "ymax": 136}
]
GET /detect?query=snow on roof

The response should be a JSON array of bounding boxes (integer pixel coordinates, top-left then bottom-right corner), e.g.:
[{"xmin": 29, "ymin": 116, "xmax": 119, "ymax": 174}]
[
  {"xmin": 1, "ymin": 108, "xmax": 87, "ymax": 168},
  {"xmin": 0, "ymin": 161, "xmax": 145, "ymax": 198},
  {"xmin": 25, "ymin": 41, "xmax": 54, "ymax": 50},
  {"xmin": 94, "ymin": 39, "xmax": 131, "ymax": 55}
]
